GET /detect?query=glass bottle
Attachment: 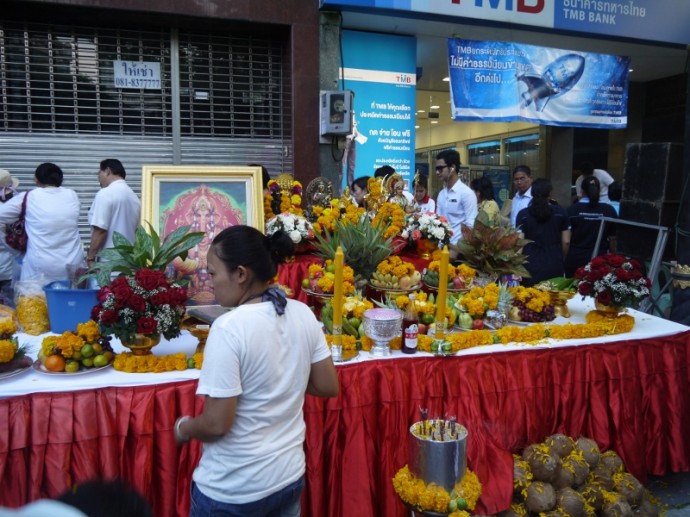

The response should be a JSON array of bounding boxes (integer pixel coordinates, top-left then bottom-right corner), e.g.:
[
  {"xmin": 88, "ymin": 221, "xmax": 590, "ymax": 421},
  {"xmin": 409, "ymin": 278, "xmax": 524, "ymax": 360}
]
[{"xmin": 402, "ymin": 294, "xmax": 419, "ymax": 354}]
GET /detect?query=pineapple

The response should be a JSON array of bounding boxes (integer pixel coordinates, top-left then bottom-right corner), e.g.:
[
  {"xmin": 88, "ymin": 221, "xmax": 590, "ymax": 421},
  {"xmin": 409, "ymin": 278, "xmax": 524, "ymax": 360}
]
[
  {"xmin": 497, "ymin": 282, "xmax": 513, "ymax": 316},
  {"xmin": 312, "ymin": 218, "xmax": 394, "ymax": 285}
]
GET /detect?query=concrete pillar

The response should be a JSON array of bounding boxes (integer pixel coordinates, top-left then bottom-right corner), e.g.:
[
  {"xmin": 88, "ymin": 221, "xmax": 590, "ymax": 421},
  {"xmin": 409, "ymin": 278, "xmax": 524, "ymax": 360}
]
[
  {"xmin": 318, "ymin": 12, "xmax": 346, "ymax": 196},
  {"xmin": 545, "ymin": 126, "xmax": 574, "ymax": 206}
]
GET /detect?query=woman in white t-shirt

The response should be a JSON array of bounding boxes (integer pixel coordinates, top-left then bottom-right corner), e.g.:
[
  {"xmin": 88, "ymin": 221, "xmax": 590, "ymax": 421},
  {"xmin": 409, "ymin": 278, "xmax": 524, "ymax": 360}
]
[
  {"xmin": 0, "ymin": 163, "xmax": 83, "ymax": 284},
  {"xmin": 175, "ymin": 225, "xmax": 339, "ymax": 517}
]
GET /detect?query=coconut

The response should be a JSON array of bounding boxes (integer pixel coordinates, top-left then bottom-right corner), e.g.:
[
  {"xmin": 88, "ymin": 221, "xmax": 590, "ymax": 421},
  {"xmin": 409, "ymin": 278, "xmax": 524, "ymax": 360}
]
[
  {"xmin": 613, "ymin": 472, "xmax": 644, "ymax": 506},
  {"xmin": 589, "ymin": 463, "xmax": 615, "ymax": 491},
  {"xmin": 498, "ymin": 502, "xmax": 528, "ymax": 517},
  {"xmin": 632, "ymin": 497, "xmax": 660, "ymax": 517},
  {"xmin": 525, "ymin": 481, "xmax": 557, "ymax": 514},
  {"xmin": 601, "ymin": 493, "xmax": 633, "ymax": 517},
  {"xmin": 575, "ymin": 437, "xmax": 601, "ymax": 468},
  {"xmin": 513, "ymin": 458, "xmax": 532, "ymax": 495},
  {"xmin": 557, "ymin": 487, "xmax": 587, "ymax": 517},
  {"xmin": 522, "ymin": 443, "xmax": 540, "ymax": 462},
  {"xmin": 541, "ymin": 510, "xmax": 567, "ymax": 517},
  {"xmin": 563, "ymin": 453, "xmax": 590, "ymax": 487},
  {"xmin": 528, "ymin": 448, "xmax": 562, "ymax": 483},
  {"xmin": 552, "ymin": 464, "xmax": 576, "ymax": 489},
  {"xmin": 546, "ymin": 433, "xmax": 575, "ymax": 458},
  {"xmin": 601, "ymin": 450, "xmax": 625, "ymax": 472},
  {"xmin": 578, "ymin": 483, "xmax": 605, "ymax": 511}
]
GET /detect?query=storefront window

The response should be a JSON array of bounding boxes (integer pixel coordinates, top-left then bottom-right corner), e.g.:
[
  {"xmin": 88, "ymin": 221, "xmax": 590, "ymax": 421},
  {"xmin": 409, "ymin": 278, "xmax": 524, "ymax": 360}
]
[
  {"xmin": 504, "ymin": 134, "xmax": 540, "ymax": 173},
  {"xmin": 467, "ymin": 140, "xmax": 500, "ymax": 166}
]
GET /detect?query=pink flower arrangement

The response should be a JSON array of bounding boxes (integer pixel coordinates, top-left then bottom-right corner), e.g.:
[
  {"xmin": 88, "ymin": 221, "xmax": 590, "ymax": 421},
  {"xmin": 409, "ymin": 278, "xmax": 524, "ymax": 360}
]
[
  {"xmin": 575, "ymin": 254, "xmax": 651, "ymax": 308},
  {"xmin": 402, "ymin": 212, "xmax": 453, "ymax": 247}
]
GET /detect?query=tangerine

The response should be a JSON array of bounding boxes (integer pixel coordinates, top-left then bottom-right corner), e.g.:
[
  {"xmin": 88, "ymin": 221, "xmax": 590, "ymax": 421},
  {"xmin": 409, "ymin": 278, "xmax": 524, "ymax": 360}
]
[{"xmin": 45, "ymin": 354, "xmax": 66, "ymax": 372}]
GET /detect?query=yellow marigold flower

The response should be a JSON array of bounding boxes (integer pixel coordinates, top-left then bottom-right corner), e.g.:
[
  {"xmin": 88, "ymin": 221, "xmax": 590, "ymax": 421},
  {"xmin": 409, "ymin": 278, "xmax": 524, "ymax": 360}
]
[
  {"xmin": 192, "ymin": 352, "xmax": 204, "ymax": 368},
  {"xmin": 16, "ymin": 295, "xmax": 50, "ymax": 335},
  {"xmin": 55, "ymin": 332, "xmax": 85, "ymax": 359},
  {"xmin": 0, "ymin": 318, "xmax": 17, "ymax": 338},
  {"xmin": 41, "ymin": 335, "xmax": 59, "ymax": 356},
  {"xmin": 0, "ymin": 339, "xmax": 17, "ymax": 363},
  {"xmin": 76, "ymin": 320, "xmax": 101, "ymax": 343},
  {"xmin": 325, "ymin": 334, "xmax": 357, "ymax": 352}
]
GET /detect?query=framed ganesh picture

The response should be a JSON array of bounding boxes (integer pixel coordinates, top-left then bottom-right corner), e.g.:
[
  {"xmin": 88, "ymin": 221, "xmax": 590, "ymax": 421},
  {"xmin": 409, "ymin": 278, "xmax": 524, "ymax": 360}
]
[{"xmin": 142, "ymin": 165, "xmax": 264, "ymax": 306}]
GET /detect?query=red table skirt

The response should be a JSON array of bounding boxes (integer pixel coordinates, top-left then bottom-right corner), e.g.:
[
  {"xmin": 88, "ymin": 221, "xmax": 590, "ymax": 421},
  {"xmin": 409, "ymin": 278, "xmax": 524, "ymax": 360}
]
[{"xmin": 1, "ymin": 331, "xmax": 689, "ymax": 516}]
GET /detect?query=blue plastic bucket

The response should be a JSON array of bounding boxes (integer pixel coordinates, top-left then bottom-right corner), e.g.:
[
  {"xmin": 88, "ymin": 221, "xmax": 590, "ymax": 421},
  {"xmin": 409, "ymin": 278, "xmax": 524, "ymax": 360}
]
[{"xmin": 43, "ymin": 281, "xmax": 99, "ymax": 333}]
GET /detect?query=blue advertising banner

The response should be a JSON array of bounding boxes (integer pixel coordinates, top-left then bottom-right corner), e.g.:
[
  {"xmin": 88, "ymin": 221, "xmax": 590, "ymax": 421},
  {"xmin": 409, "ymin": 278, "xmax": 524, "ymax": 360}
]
[
  {"xmin": 340, "ymin": 30, "xmax": 417, "ymax": 190},
  {"xmin": 321, "ymin": 0, "xmax": 690, "ymax": 47},
  {"xmin": 448, "ymin": 39, "xmax": 630, "ymax": 128}
]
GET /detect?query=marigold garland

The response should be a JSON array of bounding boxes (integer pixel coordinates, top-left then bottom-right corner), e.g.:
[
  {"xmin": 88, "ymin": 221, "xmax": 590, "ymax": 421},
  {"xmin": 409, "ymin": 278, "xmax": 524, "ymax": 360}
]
[
  {"xmin": 371, "ymin": 202, "xmax": 406, "ymax": 239},
  {"xmin": 113, "ymin": 351, "xmax": 203, "ymax": 373},
  {"xmin": 378, "ymin": 312, "xmax": 635, "ymax": 353},
  {"xmin": 16, "ymin": 295, "xmax": 50, "ymax": 335},
  {"xmin": 325, "ymin": 334, "xmax": 358, "ymax": 352},
  {"xmin": 393, "ymin": 465, "xmax": 481, "ymax": 515}
]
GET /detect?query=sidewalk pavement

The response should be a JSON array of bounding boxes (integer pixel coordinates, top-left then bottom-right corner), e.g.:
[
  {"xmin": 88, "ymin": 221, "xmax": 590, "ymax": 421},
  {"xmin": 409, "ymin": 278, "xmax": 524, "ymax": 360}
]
[{"xmin": 648, "ymin": 472, "xmax": 690, "ymax": 516}]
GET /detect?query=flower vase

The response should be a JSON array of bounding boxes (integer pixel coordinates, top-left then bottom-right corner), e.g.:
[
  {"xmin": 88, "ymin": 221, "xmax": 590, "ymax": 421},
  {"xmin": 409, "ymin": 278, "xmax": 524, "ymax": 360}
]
[
  {"xmin": 594, "ymin": 300, "xmax": 624, "ymax": 317},
  {"xmin": 416, "ymin": 238, "xmax": 438, "ymax": 260},
  {"xmin": 122, "ymin": 333, "xmax": 161, "ymax": 355}
]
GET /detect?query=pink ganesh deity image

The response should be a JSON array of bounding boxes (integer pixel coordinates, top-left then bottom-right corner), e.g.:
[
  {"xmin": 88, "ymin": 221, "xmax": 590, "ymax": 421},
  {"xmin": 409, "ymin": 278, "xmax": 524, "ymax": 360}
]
[{"xmin": 162, "ymin": 184, "xmax": 244, "ymax": 304}]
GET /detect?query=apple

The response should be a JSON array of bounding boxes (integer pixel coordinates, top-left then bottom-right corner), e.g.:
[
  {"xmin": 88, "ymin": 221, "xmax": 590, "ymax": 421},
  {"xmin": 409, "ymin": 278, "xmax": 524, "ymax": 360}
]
[
  {"xmin": 452, "ymin": 277, "xmax": 465, "ymax": 289},
  {"xmin": 417, "ymin": 323, "xmax": 428, "ymax": 335},
  {"xmin": 310, "ymin": 278, "xmax": 320, "ymax": 291},
  {"xmin": 472, "ymin": 319, "xmax": 485, "ymax": 330},
  {"xmin": 398, "ymin": 275, "xmax": 412, "ymax": 289}
]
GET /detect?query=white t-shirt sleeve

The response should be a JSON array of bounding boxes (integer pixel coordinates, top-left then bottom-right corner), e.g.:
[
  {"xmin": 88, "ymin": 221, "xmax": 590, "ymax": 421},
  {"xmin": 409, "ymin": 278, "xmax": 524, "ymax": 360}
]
[
  {"xmin": 88, "ymin": 190, "xmax": 111, "ymax": 230},
  {"xmin": 197, "ymin": 322, "xmax": 243, "ymax": 398}
]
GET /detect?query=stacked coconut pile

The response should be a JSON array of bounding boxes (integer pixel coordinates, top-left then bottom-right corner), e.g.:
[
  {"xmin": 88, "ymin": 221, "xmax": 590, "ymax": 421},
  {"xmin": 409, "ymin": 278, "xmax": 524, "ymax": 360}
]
[{"xmin": 500, "ymin": 434, "xmax": 661, "ymax": 516}]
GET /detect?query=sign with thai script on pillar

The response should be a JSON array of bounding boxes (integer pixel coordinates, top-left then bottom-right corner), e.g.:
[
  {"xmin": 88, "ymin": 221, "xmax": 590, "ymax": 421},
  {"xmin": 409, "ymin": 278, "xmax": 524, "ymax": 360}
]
[
  {"xmin": 448, "ymin": 39, "xmax": 630, "ymax": 128},
  {"xmin": 113, "ymin": 60, "xmax": 162, "ymax": 89},
  {"xmin": 339, "ymin": 30, "xmax": 416, "ymax": 190}
]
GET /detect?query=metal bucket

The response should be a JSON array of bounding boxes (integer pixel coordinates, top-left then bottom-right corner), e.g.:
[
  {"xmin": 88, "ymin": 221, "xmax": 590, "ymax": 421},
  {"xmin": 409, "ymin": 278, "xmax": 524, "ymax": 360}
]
[{"xmin": 408, "ymin": 420, "xmax": 468, "ymax": 493}]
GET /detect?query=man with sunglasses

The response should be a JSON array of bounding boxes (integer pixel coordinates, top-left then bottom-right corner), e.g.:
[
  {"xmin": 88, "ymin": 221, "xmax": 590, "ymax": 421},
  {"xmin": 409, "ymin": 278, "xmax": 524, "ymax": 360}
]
[
  {"xmin": 509, "ymin": 165, "xmax": 533, "ymax": 228},
  {"xmin": 435, "ymin": 150, "xmax": 478, "ymax": 257}
]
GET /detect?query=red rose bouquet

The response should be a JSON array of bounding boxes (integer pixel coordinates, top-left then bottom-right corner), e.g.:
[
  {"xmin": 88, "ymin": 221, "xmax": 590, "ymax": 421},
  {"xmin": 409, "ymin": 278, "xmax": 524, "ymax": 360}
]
[
  {"xmin": 91, "ymin": 268, "xmax": 188, "ymax": 343},
  {"xmin": 575, "ymin": 254, "xmax": 651, "ymax": 308}
]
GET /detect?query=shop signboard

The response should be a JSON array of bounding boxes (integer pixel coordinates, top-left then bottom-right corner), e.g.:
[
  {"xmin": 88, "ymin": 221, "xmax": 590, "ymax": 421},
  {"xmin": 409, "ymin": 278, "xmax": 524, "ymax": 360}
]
[
  {"xmin": 448, "ymin": 39, "xmax": 630, "ymax": 128},
  {"xmin": 321, "ymin": 0, "xmax": 690, "ymax": 46},
  {"xmin": 340, "ymin": 30, "xmax": 417, "ymax": 190}
]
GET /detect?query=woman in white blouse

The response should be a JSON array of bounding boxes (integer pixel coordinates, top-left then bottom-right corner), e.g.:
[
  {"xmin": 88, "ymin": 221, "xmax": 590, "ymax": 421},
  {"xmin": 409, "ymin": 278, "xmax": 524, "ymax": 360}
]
[{"xmin": 0, "ymin": 163, "xmax": 83, "ymax": 283}]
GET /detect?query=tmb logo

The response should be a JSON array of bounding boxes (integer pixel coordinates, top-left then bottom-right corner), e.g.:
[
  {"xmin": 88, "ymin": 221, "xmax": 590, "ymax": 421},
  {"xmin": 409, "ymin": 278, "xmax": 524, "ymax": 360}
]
[{"xmin": 451, "ymin": 0, "xmax": 544, "ymax": 14}]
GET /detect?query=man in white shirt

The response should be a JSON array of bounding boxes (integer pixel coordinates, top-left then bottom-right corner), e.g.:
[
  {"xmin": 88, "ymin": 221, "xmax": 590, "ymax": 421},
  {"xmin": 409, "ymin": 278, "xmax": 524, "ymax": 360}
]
[
  {"xmin": 435, "ymin": 150, "xmax": 478, "ymax": 252},
  {"xmin": 509, "ymin": 165, "xmax": 533, "ymax": 228},
  {"xmin": 86, "ymin": 159, "xmax": 140, "ymax": 264},
  {"xmin": 575, "ymin": 162, "xmax": 614, "ymax": 203}
]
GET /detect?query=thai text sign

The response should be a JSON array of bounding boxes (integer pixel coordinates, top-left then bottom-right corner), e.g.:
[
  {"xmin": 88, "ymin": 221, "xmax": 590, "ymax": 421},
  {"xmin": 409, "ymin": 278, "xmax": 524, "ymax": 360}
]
[
  {"xmin": 448, "ymin": 39, "xmax": 630, "ymax": 128},
  {"xmin": 113, "ymin": 60, "xmax": 161, "ymax": 89}
]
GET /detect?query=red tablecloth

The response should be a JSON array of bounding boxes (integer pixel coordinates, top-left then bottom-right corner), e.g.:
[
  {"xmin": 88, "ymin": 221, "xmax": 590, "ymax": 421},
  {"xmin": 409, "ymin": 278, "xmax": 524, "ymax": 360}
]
[{"xmin": 1, "ymin": 331, "xmax": 689, "ymax": 516}]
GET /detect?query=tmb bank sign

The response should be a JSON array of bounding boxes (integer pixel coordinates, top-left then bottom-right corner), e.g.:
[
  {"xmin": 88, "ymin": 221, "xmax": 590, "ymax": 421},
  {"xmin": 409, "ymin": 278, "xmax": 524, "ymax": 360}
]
[{"xmin": 322, "ymin": 0, "xmax": 690, "ymax": 46}]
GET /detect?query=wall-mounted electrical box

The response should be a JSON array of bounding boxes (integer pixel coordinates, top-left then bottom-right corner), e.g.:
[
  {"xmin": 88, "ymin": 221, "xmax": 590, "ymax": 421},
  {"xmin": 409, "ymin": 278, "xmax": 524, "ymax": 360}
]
[{"xmin": 320, "ymin": 90, "xmax": 353, "ymax": 137}]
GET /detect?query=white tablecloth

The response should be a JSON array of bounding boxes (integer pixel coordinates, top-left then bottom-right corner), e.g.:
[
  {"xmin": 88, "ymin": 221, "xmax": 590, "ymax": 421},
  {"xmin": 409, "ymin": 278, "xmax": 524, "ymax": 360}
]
[{"xmin": 1, "ymin": 297, "xmax": 687, "ymax": 399}]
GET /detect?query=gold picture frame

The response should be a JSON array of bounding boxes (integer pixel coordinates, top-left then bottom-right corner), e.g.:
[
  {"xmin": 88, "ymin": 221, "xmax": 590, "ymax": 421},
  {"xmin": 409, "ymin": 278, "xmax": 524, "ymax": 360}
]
[{"xmin": 141, "ymin": 165, "xmax": 264, "ymax": 306}]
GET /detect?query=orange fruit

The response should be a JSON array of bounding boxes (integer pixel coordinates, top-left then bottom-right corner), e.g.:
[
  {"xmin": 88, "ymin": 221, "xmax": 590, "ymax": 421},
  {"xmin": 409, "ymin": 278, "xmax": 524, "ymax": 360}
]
[{"xmin": 45, "ymin": 355, "xmax": 66, "ymax": 372}]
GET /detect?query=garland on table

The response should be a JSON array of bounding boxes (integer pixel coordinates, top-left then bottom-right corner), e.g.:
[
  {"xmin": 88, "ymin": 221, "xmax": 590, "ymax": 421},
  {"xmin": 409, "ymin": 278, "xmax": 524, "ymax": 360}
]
[
  {"xmin": 113, "ymin": 351, "xmax": 203, "ymax": 373},
  {"xmin": 393, "ymin": 465, "xmax": 482, "ymax": 516}
]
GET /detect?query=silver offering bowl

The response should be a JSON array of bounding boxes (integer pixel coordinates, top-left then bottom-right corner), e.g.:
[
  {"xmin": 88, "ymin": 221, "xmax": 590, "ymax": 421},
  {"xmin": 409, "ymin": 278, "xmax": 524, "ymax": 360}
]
[{"xmin": 362, "ymin": 308, "xmax": 402, "ymax": 357}]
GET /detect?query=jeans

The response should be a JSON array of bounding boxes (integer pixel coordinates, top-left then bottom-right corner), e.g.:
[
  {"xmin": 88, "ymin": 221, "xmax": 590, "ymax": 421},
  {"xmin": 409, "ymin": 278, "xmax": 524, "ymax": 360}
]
[{"xmin": 190, "ymin": 477, "xmax": 304, "ymax": 517}]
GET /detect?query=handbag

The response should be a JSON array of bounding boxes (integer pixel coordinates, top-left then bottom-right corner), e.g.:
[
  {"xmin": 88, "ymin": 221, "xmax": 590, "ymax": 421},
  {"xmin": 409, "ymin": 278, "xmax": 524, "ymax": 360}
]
[{"xmin": 5, "ymin": 191, "xmax": 28, "ymax": 252}]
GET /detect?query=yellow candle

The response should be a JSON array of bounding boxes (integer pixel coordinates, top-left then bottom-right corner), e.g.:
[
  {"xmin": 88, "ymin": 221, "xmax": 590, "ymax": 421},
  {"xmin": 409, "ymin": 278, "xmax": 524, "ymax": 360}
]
[
  {"xmin": 435, "ymin": 245, "xmax": 449, "ymax": 338},
  {"xmin": 331, "ymin": 246, "xmax": 344, "ymax": 346}
]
